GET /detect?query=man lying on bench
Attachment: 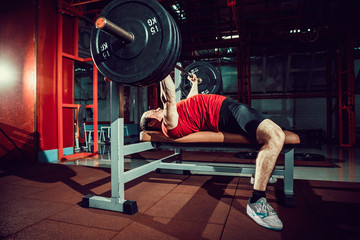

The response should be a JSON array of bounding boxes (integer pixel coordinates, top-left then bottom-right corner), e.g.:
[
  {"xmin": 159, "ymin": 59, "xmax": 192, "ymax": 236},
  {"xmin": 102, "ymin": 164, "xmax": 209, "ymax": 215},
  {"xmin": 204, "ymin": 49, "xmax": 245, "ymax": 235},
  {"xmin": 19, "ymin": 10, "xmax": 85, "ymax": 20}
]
[{"xmin": 140, "ymin": 73, "xmax": 285, "ymax": 231}]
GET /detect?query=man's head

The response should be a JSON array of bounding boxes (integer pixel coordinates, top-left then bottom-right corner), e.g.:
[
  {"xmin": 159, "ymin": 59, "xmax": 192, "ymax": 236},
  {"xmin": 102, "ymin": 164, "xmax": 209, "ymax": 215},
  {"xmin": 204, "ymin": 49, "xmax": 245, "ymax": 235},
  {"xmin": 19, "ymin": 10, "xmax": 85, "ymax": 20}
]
[{"xmin": 140, "ymin": 108, "xmax": 164, "ymax": 131}]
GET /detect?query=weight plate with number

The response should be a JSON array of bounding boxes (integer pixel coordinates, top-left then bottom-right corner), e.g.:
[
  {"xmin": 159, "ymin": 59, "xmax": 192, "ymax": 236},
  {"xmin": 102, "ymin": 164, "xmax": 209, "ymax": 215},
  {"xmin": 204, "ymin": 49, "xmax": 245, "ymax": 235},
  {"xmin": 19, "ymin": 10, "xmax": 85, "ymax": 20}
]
[
  {"xmin": 151, "ymin": 11, "xmax": 181, "ymax": 85},
  {"xmin": 91, "ymin": 0, "xmax": 175, "ymax": 85},
  {"xmin": 157, "ymin": 12, "xmax": 181, "ymax": 83},
  {"xmin": 171, "ymin": 12, "xmax": 182, "ymax": 73},
  {"xmin": 143, "ymin": 11, "xmax": 182, "ymax": 86},
  {"xmin": 142, "ymin": 11, "xmax": 176, "ymax": 86},
  {"xmin": 181, "ymin": 62, "xmax": 222, "ymax": 98}
]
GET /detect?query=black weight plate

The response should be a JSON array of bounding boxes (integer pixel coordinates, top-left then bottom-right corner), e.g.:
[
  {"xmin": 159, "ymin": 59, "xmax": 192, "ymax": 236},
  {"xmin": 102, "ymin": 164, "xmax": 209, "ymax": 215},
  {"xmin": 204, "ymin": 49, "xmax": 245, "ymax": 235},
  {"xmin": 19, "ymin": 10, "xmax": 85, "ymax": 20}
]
[
  {"xmin": 140, "ymin": 11, "xmax": 176, "ymax": 86},
  {"xmin": 139, "ymin": 9, "xmax": 180, "ymax": 86},
  {"xmin": 159, "ymin": 13, "xmax": 180, "ymax": 81},
  {"xmin": 138, "ymin": 11, "xmax": 178, "ymax": 86},
  {"xmin": 171, "ymin": 13, "xmax": 182, "ymax": 69},
  {"xmin": 181, "ymin": 62, "xmax": 222, "ymax": 97},
  {"xmin": 153, "ymin": 12, "xmax": 180, "ymax": 84},
  {"xmin": 90, "ymin": 0, "xmax": 173, "ymax": 85},
  {"xmin": 144, "ymin": 12, "xmax": 181, "ymax": 86}
]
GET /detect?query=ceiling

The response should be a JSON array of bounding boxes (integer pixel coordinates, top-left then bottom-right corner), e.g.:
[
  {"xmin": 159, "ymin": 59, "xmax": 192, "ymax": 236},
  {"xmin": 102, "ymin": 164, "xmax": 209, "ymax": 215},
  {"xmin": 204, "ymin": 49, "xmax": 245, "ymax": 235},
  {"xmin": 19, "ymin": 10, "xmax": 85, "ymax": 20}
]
[
  {"xmin": 163, "ymin": 0, "xmax": 360, "ymax": 57},
  {"xmin": 60, "ymin": 0, "xmax": 360, "ymax": 59}
]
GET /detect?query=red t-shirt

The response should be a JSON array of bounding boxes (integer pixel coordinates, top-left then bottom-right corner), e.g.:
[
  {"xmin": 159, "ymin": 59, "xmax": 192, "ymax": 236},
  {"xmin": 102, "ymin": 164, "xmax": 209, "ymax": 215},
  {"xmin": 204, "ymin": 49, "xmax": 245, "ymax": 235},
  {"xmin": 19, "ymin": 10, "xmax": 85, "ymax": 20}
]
[{"xmin": 162, "ymin": 94, "xmax": 226, "ymax": 139}]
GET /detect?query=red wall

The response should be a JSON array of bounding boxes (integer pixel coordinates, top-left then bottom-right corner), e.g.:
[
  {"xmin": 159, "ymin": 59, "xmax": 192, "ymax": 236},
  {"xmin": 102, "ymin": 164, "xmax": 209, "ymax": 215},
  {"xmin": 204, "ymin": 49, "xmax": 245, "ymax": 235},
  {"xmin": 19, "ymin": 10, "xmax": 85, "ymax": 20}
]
[
  {"xmin": 37, "ymin": 0, "xmax": 75, "ymax": 154},
  {"xmin": 37, "ymin": 0, "xmax": 75, "ymax": 160},
  {"xmin": 0, "ymin": 1, "xmax": 37, "ymax": 161},
  {"xmin": 62, "ymin": 15, "xmax": 76, "ymax": 150},
  {"xmin": 0, "ymin": 0, "xmax": 76, "ymax": 162},
  {"xmin": 37, "ymin": 0, "xmax": 58, "ymax": 152}
]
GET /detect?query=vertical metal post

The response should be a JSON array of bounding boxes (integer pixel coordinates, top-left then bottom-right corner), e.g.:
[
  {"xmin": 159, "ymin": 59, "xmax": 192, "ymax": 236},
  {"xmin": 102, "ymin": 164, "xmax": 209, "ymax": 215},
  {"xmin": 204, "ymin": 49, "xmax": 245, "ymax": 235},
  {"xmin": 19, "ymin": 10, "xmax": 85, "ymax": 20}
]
[
  {"xmin": 93, "ymin": 64, "xmax": 98, "ymax": 153},
  {"xmin": 110, "ymin": 118, "xmax": 125, "ymax": 203},
  {"xmin": 237, "ymin": 45, "xmax": 251, "ymax": 105},
  {"xmin": 237, "ymin": 48, "xmax": 241, "ymax": 103},
  {"xmin": 174, "ymin": 64, "xmax": 183, "ymax": 163},
  {"xmin": 338, "ymin": 44, "xmax": 343, "ymax": 145},
  {"xmin": 110, "ymin": 81, "xmax": 125, "ymax": 203},
  {"xmin": 246, "ymin": 45, "xmax": 251, "ymax": 105},
  {"xmin": 74, "ymin": 17, "xmax": 79, "ymax": 57},
  {"xmin": 82, "ymin": 80, "xmax": 137, "ymax": 214},
  {"xmin": 338, "ymin": 37, "xmax": 356, "ymax": 147},
  {"xmin": 57, "ymin": 13, "xmax": 64, "ymax": 160},
  {"xmin": 326, "ymin": 48, "xmax": 335, "ymax": 142},
  {"xmin": 175, "ymin": 62, "xmax": 182, "ymax": 102},
  {"xmin": 284, "ymin": 149, "xmax": 294, "ymax": 196}
]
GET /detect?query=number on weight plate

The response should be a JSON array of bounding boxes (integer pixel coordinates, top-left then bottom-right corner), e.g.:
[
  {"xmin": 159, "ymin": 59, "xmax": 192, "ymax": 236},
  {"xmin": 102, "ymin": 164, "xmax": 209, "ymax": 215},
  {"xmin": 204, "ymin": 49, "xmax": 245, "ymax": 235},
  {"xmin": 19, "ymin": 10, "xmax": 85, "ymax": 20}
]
[
  {"xmin": 100, "ymin": 42, "xmax": 110, "ymax": 59},
  {"xmin": 147, "ymin": 17, "xmax": 159, "ymax": 35}
]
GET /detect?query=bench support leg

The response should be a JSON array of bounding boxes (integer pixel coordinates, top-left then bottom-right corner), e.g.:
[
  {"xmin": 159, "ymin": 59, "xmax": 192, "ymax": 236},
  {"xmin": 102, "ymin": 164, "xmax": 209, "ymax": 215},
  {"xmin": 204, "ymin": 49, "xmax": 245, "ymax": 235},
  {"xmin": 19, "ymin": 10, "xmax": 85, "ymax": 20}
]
[
  {"xmin": 175, "ymin": 148, "xmax": 182, "ymax": 163},
  {"xmin": 284, "ymin": 148, "xmax": 296, "ymax": 207},
  {"xmin": 81, "ymin": 82, "xmax": 138, "ymax": 213},
  {"xmin": 155, "ymin": 148, "xmax": 191, "ymax": 175}
]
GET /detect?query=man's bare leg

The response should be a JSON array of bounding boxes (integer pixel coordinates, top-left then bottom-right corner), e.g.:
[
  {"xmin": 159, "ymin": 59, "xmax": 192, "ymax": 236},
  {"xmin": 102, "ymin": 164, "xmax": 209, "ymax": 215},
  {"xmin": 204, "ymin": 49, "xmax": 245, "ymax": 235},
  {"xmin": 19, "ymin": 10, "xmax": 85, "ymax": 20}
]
[
  {"xmin": 246, "ymin": 119, "xmax": 285, "ymax": 230},
  {"xmin": 253, "ymin": 119, "xmax": 285, "ymax": 191}
]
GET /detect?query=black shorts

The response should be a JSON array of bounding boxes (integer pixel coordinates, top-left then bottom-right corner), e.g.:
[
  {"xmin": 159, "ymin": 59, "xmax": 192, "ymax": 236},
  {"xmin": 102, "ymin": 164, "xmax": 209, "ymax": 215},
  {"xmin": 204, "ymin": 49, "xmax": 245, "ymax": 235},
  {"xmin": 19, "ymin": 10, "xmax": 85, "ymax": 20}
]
[{"xmin": 218, "ymin": 98, "xmax": 266, "ymax": 140}]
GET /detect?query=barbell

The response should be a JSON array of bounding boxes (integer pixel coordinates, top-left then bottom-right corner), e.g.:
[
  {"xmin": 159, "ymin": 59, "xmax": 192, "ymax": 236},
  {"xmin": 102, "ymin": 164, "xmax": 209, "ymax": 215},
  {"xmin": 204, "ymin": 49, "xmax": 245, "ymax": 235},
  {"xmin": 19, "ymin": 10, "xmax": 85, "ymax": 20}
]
[{"xmin": 90, "ymin": 0, "xmax": 221, "ymax": 95}]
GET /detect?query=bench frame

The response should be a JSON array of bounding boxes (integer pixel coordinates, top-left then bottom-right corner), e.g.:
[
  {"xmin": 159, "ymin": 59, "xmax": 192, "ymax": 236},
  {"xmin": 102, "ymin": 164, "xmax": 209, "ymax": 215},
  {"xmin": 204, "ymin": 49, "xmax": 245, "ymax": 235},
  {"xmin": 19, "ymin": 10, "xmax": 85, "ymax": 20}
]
[{"xmin": 82, "ymin": 64, "xmax": 296, "ymax": 214}]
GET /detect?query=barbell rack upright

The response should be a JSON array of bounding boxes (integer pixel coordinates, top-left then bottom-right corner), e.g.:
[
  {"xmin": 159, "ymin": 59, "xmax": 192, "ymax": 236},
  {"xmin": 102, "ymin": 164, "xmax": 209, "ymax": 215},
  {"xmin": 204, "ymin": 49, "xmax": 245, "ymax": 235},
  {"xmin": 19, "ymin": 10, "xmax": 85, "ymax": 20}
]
[{"xmin": 82, "ymin": 66, "xmax": 184, "ymax": 214}]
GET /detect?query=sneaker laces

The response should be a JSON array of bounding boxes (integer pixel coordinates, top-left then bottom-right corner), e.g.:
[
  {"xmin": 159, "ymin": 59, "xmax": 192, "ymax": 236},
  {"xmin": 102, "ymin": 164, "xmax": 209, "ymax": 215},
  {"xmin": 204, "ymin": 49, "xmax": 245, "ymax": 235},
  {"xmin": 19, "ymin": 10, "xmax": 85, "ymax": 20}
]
[{"xmin": 258, "ymin": 199, "xmax": 277, "ymax": 217}]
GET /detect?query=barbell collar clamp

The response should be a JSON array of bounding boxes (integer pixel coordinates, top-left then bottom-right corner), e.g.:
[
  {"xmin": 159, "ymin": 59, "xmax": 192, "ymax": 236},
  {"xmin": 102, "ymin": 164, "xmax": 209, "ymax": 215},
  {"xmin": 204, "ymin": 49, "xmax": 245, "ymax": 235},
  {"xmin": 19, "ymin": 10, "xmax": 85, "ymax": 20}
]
[{"xmin": 95, "ymin": 17, "xmax": 134, "ymax": 44}]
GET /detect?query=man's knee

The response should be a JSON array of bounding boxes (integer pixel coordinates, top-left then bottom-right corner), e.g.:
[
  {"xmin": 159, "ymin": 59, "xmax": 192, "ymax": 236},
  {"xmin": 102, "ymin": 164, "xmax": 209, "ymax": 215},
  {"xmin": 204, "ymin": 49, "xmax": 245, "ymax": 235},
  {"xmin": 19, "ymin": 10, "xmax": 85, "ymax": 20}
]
[
  {"xmin": 271, "ymin": 126, "xmax": 285, "ymax": 148},
  {"xmin": 256, "ymin": 119, "xmax": 285, "ymax": 147}
]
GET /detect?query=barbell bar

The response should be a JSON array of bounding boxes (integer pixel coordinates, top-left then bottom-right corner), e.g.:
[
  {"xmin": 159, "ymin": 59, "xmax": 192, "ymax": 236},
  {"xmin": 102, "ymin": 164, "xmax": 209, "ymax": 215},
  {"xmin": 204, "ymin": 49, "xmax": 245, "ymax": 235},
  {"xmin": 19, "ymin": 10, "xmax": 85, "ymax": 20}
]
[{"xmin": 96, "ymin": 17, "xmax": 134, "ymax": 44}]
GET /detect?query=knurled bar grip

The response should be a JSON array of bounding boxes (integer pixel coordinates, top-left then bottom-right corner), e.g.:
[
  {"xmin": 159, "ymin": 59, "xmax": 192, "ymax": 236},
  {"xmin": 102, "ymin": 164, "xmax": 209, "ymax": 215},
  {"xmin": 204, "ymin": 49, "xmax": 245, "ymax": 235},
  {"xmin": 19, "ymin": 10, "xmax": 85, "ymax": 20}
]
[
  {"xmin": 96, "ymin": 17, "xmax": 134, "ymax": 44},
  {"xmin": 95, "ymin": 17, "xmax": 193, "ymax": 77}
]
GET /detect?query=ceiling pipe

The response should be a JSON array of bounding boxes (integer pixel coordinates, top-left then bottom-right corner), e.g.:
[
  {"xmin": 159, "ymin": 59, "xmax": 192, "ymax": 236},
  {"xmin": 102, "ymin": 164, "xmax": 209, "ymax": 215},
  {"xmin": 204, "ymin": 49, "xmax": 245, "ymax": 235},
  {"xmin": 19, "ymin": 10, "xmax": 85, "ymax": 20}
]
[{"xmin": 228, "ymin": 0, "xmax": 244, "ymax": 47}]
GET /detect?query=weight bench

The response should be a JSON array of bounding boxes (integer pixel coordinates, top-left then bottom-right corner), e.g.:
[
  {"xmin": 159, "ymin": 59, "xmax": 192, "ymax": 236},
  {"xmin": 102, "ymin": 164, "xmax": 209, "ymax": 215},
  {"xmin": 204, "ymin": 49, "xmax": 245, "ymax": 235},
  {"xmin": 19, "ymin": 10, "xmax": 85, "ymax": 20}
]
[
  {"xmin": 83, "ymin": 117, "xmax": 300, "ymax": 214},
  {"xmin": 82, "ymin": 65, "xmax": 300, "ymax": 214},
  {"xmin": 140, "ymin": 130, "xmax": 300, "ymax": 206}
]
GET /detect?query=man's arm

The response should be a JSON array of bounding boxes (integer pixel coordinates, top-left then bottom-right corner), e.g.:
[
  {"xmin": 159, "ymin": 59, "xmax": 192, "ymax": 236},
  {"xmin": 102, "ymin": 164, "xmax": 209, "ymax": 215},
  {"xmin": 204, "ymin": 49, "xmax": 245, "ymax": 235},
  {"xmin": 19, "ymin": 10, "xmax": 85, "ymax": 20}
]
[
  {"xmin": 160, "ymin": 75, "xmax": 179, "ymax": 130},
  {"xmin": 186, "ymin": 74, "xmax": 198, "ymax": 98}
]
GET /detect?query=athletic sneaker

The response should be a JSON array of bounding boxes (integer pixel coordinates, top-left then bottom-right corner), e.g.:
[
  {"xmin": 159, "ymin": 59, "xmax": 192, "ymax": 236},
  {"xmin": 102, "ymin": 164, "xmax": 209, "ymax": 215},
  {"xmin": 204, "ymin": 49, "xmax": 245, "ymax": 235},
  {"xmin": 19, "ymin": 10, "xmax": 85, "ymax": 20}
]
[
  {"xmin": 250, "ymin": 175, "xmax": 277, "ymax": 184},
  {"xmin": 246, "ymin": 197, "xmax": 283, "ymax": 230}
]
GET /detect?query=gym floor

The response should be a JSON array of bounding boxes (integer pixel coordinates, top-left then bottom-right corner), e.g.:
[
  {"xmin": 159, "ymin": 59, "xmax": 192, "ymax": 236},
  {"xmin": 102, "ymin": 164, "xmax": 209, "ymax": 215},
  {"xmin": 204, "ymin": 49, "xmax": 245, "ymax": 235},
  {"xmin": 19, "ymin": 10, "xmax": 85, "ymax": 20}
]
[{"xmin": 1, "ymin": 144, "xmax": 359, "ymax": 240}]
